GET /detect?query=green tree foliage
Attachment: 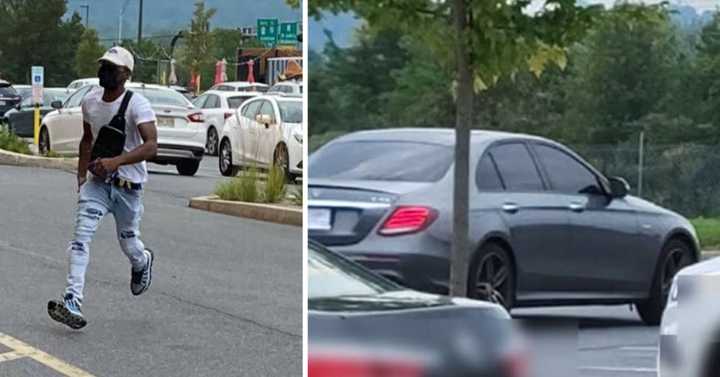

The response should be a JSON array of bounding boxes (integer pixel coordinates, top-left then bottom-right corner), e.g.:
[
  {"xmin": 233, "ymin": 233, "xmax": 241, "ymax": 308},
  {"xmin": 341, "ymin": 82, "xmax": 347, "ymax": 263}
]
[
  {"xmin": 184, "ymin": 1, "xmax": 217, "ymax": 78},
  {"xmin": 0, "ymin": 0, "xmax": 84, "ymax": 86},
  {"xmin": 75, "ymin": 29, "xmax": 106, "ymax": 78}
]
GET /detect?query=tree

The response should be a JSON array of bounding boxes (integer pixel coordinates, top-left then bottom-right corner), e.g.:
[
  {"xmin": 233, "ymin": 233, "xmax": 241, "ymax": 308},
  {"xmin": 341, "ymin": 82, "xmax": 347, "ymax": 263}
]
[
  {"xmin": 183, "ymin": 0, "xmax": 216, "ymax": 90},
  {"xmin": 75, "ymin": 29, "xmax": 106, "ymax": 78},
  {"xmin": 0, "ymin": 0, "xmax": 84, "ymax": 86},
  {"xmin": 313, "ymin": 0, "xmax": 599, "ymax": 297}
]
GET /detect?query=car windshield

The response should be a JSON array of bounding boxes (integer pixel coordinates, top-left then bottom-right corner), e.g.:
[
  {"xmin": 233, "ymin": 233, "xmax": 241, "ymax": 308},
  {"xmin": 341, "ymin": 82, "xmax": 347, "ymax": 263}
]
[
  {"xmin": 310, "ymin": 141, "xmax": 454, "ymax": 182},
  {"xmin": 278, "ymin": 100, "xmax": 302, "ymax": 123},
  {"xmin": 308, "ymin": 243, "xmax": 398, "ymax": 301},
  {"xmin": 227, "ymin": 96, "xmax": 254, "ymax": 109},
  {"xmin": 238, "ymin": 85, "xmax": 267, "ymax": 93},
  {"xmin": 132, "ymin": 87, "xmax": 191, "ymax": 107},
  {"xmin": 0, "ymin": 86, "xmax": 18, "ymax": 97},
  {"xmin": 20, "ymin": 89, "xmax": 69, "ymax": 107}
]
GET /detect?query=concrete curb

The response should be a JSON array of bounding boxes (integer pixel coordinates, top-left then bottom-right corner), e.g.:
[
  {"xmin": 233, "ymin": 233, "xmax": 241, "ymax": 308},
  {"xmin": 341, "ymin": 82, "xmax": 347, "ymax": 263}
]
[
  {"xmin": 0, "ymin": 148, "xmax": 77, "ymax": 173},
  {"xmin": 189, "ymin": 195, "xmax": 302, "ymax": 227}
]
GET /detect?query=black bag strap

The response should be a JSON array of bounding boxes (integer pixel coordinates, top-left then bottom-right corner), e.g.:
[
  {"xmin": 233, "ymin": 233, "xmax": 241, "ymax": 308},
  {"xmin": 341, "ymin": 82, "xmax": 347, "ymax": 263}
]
[{"xmin": 109, "ymin": 90, "xmax": 134, "ymax": 132}]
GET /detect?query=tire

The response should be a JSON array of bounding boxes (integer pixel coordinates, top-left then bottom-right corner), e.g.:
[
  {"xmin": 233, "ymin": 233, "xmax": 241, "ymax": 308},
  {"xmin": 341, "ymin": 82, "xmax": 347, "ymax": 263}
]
[
  {"xmin": 206, "ymin": 127, "xmax": 219, "ymax": 156},
  {"xmin": 701, "ymin": 340, "xmax": 720, "ymax": 377},
  {"xmin": 467, "ymin": 242, "xmax": 515, "ymax": 311},
  {"xmin": 273, "ymin": 144, "xmax": 291, "ymax": 182},
  {"xmin": 219, "ymin": 139, "xmax": 239, "ymax": 177},
  {"xmin": 176, "ymin": 160, "xmax": 200, "ymax": 176},
  {"xmin": 39, "ymin": 127, "xmax": 50, "ymax": 156},
  {"xmin": 636, "ymin": 239, "xmax": 693, "ymax": 326}
]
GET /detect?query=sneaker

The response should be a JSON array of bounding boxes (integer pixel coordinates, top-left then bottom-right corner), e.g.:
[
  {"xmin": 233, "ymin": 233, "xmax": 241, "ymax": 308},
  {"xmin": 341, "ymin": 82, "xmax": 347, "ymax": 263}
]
[
  {"xmin": 131, "ymin": 248, "xmax": 154, "ymax": 296},
  {"xmin": 47, "ymin": 294, "xmax": 87, "ymax": 330}
]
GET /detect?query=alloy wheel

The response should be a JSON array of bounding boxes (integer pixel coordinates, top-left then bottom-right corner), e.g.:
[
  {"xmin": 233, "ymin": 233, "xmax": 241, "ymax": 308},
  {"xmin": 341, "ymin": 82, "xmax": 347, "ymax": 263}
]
[{"xmin": 474, "ymin": 252, "xmax": 511, "ymax": 308}]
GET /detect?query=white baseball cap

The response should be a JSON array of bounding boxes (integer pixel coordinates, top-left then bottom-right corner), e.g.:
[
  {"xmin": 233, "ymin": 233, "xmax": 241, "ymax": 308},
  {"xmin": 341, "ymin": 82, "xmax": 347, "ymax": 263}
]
[{"xmin": 98, "ymin": 46, "xmax": 134, "ymax": 72}]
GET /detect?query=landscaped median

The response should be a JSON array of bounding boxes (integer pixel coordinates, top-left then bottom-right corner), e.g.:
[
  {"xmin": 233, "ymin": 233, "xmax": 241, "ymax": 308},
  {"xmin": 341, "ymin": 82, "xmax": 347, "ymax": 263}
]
[
  {"xmin": 190, "ymin": 166, "xmax": 302, "ymax": 226},
  {"xmin": 0, "ymin": 147, "xmax": 77, "ymax": 172}
]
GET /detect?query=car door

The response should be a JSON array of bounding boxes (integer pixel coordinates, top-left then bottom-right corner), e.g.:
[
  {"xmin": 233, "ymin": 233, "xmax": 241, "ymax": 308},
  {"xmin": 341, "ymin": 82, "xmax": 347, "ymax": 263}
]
[
  {"xmin": 255, "ymin": 100, "xmax": 281, "ymax": 167},
  {"xmin": 203, "ymin": 94, "xmax": 225, "ymax": 131},
  {"xmin": 53, "ymin": 86, "xmax": 90, "ymax": 153},
  {"xmin": 237, "ymin": 99, "xmax": 262, "ymax": 165},
  {"xmin": 531, "ymin": 142, "xmax": 643, "ymax": 295},
  {"xmin": 486, "ymin": 141, "xmax": 573, "ymax": 300}
]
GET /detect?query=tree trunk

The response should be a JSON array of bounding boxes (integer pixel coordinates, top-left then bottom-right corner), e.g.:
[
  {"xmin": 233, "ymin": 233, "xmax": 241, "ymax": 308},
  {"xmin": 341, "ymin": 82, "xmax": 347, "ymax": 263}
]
[{"xmin": 449, "ymin": 0, "xmax": 473, "ymax": 297}]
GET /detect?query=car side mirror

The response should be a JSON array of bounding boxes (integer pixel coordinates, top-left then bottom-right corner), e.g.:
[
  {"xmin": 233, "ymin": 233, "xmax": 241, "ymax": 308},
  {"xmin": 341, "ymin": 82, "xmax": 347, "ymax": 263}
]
[
  {"xmin": 608, "ymin": 177, "xmax": 630, "ymax": 198},
  {"xmin": 51, "ymin": 100, "xmax": 63, "ymax": 109},
  {"xmin": 256, "ymin": 114, "xmax": 274, "ymax": 125}
]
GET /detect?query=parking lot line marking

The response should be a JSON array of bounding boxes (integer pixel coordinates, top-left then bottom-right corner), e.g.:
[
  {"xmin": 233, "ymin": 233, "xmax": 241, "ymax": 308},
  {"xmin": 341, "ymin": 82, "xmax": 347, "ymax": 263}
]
[
  {"xmin": 0, "ymin": 351, "xmax": 25, "ymax": 363},
  {"xmin": 0, "ymin": 332, "xmax": 95, "ymax": 377},
  {"xmin": 579, "ymin": 366, "xmax": 656, "ymax": 374}
]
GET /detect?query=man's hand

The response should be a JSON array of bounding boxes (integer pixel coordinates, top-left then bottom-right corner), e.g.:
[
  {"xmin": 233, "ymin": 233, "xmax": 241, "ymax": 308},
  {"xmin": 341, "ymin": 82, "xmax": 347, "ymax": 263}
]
[
  {"xmin": 89, "ymin": 158, "xmax": 120, "ymax": 179},
  {"xmin": 77, "ymin": 175, "xmax": 87, "ymax": 193}
]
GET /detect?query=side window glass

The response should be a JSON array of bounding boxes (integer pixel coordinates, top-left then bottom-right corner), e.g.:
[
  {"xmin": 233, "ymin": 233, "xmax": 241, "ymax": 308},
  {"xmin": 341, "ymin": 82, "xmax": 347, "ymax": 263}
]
[
  {"xmin": 66, "ymin": 86, "xmax": 90, "ymax": 108},
  {"xmin": 490, "ymin": 143, "xmax": 544, "ymax": 191},
  {"xmin": 192, "ymin": 95, "xmax": 207, "ymax": 108},
  {"xmin": 206, "ymin": 95, "xmax": 220, "ymax": 108},
  {"xmin": 476, "ymin": 154, "xmax": 504, "ymax": 191},
  {"xmin": 534, "ymin": 144, "xmax": 601, "ymax": 194},
  {"xmin": 242, "ymin": 100, "xmax": 261, "ymax": 119}
]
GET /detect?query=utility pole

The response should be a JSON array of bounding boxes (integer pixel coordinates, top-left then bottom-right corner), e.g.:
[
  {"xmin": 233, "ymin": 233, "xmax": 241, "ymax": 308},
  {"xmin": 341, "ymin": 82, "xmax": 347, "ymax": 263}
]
[
  {"xmin": 137, "ymin": 0, "xmax": 144, "ymax": 44},
  {"xmin": 80, "ymin": 4, "xmax": 89, "ymax": 28}
]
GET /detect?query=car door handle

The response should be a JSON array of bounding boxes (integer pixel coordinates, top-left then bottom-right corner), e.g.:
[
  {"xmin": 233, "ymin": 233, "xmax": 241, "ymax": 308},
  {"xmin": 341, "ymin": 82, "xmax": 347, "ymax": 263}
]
[
  {"xmin": 569, "ymin": 202, "xmax": 586, "ymax": 212},
  {"xmin": 502, "ymin": 202, "xmax": 519, "ymax": 213}
]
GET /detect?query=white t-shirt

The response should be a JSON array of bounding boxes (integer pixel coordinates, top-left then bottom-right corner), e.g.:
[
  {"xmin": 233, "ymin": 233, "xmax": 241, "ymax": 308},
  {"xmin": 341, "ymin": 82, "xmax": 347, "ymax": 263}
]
[{"xmin": 82, "ymin": 88, "xmax": 156, "ymax": 183}]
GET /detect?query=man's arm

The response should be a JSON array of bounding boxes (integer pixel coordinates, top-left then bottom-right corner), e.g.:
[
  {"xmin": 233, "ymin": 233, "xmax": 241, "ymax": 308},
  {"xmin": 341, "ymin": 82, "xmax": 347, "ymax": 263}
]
[{"xmin": 77, "ymin": 122, "xmax": 93, "ymax": 190}]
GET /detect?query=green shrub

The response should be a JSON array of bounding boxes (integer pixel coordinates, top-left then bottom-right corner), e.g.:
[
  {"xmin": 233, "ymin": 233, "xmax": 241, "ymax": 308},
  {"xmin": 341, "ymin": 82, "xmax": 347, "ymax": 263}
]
[
  {"xmin": 215, "ymin": 168, "xmax": 260, "ymax": 203},
  {"xmin": 289, "ymin": 188, "xmax": 303, "ymax": 206},
  {"xmin": 264, "ymin": 165, "xmax": 287, "ymax": 204},
  {"xmin": 691, "ymin": 218, "xmax": 720, "ymax": 250},
  {"xmin": 0, "ymin": 129, "xmax": 31, "ymax": 155}
]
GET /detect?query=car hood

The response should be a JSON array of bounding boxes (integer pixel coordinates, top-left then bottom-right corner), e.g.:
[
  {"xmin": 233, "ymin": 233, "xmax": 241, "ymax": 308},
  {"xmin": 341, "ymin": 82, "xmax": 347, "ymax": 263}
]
[{"xmin": 677, "ymin": 256, "xmax": 720, "ymax": 277}]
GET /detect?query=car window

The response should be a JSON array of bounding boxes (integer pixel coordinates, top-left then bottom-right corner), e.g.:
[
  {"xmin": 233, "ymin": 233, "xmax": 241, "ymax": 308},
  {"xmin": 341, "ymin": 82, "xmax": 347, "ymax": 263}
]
[
  {"xmin": 310, "ymin": 141, "xmax": 454, "ymax": 182},
  {"xmin": 277, "ymin": 100, "xmax": 302, "ymax": 123},
  {"xmin": 65, "ymin": 86, "xmax": 92, "ymax": 108},
  {"xmin": 192, "ymin": 94, "xmax": 207, "ymax": 108},
  {"xmin": 241, "ymin": 100, "xmax": 262, "ymax": 119},
  {"xmin": 133, "ymin": 87, "xmax": 191, "ymax": 107},
  {"xmin": 204, "ymin": 94, "xmax": 220, "ymax": 109},
  {"xmin": 258, "ymin": 101, "xmax": 274, "ymax": 119},
  {"xmin": 309, "ymin": 243, "xmax": 397, "ymax": 300},
  {"xmin": 490, "ymin": 142, "xmax": 544, "ymax": 191},
  {"xmin": 227, "ymin": 96, "xmax": 253, "ymax": 109},
  {"xmin": 534, "ymin": 144, "xmax": 602, "ymax": 194},
  {"xmin": 476, "ymin": 154, "xmax": 504, "ymax": 191}
]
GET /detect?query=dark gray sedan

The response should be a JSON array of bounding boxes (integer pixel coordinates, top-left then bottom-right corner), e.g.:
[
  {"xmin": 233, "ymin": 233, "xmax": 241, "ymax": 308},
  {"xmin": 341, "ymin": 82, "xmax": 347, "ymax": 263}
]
[
  {"xmin": 2, "ymin": 88, "xmax": 71, "ymax": 138},
  {"xmin": 308, "ymin": 128, "xmax": 700, "ymax": 325}
]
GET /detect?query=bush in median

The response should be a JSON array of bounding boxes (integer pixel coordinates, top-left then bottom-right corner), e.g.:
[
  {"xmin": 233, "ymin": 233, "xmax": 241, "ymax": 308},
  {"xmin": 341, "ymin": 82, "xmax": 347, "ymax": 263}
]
[{"xmin": 0, "ymin": 129, "xmax": 31, "ymax": 155}]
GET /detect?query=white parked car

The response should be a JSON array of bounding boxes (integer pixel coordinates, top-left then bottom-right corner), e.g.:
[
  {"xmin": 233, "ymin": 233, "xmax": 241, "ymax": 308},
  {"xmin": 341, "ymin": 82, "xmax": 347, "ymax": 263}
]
[
  {"xmin": 268, "ymin": 80, "xmax": 302, "ymax": 95},
  {"xmin": 41, "ymin": 83, "xmax": 206, "ymax": 176},
  {"xmin": 67, "ymin": 78, "xmax": 99, "ymax": 91},
  {"xmin": 209, "ymin": 81, "xmax": 269, "ymax": 93},
  {"xmin": 219, "ymin": 95, "xmax": 303, "ymax": 182},
  {"xmin": 659, "ymin": 255, "xmax": 720, "ymax": 377},
  {"xmin": 191, "ymin": 90, "xmax": 263, "ymax": 156}
]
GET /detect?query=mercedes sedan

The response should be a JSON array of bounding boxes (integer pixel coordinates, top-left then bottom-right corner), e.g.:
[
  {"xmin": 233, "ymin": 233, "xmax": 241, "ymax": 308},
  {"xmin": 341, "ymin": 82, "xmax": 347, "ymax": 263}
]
[{"xmin": 308, "ymin": 128, "xmax": 699, "ymax": 325}]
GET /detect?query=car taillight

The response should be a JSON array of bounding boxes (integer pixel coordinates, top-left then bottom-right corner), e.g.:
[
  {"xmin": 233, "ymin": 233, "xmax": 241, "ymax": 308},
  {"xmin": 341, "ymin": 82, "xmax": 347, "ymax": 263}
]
[
  {"xmin": 378, "ymin": 206, "xmax": 437, "ymax": 236},
  {"xmin": 187, "ymin": 112, "xmax": 204, "ymax": 122},
  {"xmin": 309, "ymin": 355, "xmax": 424, "ymax": 377},
  {"xmin": 224, "ymin": 112, "xmax": 234, "ymax": 120}
]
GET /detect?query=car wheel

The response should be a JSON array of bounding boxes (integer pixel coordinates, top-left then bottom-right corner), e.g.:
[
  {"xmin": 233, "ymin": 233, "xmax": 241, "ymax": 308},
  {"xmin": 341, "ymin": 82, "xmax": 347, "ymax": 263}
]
[
  {"xmin": 273, "ymin": 144, "xmax": 291, "ymax": 182},
  {"xmin": 468, "ymin": 242, "xmax": 515, "ymax": 311},
  {"xmin": 206, "ymin": 127, "xmax": 219, "ymax": 156},
  {"xmin": 39, "ymin": 127, "xmax": 50, "ymax": 156},
  {"xmin": 176, "ymin": 160, "xmax": 200, "ymax": 176},
  {"xmin": 636, "ymin": 239, "xmax": 693, "ymax": 326},
  {"xmin": 219, "ymin": 139, "xmax": 239, "ymax": 177}
]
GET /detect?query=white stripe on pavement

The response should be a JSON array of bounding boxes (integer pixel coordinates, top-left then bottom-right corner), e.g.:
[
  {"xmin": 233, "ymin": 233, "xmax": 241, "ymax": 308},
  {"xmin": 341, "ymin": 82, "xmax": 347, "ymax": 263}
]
[{"xmin": 580, "ymin": 366, "xmax": 657, "ymax": 374}]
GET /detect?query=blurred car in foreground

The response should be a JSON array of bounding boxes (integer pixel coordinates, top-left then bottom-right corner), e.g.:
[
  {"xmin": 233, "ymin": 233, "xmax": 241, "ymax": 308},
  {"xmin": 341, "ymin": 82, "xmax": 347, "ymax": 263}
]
[
  {"xmin": 0, "ymin": 80, "xmax": 22, "ymax": 117},
  {"xmin": 3, "ymin": 88, "xmax": 71, "ymax": 140},
  {"xmin": 659, "ymin": 257, "xmax": 720, "ymax": 377},
  {"xmin": 219, "ymin": 94, "xmax": 303, "ymax": 181},
  {"xmin": 42, "ymin": 83, "xmax": 205, "ymax": 175},
  {"xmin": 191, "ymin": 89, "xmax": 263, "ymax": 156},
  {"xmin": 308, "ymin": 128, "xmax": 699, "ymax": 325},
  {"xmin": 309, "ymin": 241, "xmax": 525, "ymax": 377},
  {"xmin": 209, "ymin": 81, "xmax": 269, "ymax": 93}
]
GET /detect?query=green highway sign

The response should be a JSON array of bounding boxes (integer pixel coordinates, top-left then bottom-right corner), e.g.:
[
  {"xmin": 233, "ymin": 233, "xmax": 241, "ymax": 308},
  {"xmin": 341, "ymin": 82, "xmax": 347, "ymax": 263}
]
[
  {"xmin": 278, "ymin": 22, "xmax": 298, "ymax": 45},
  {"xmin": 257, "ymin": 18, "xmax": 279, "ymax": 46}
]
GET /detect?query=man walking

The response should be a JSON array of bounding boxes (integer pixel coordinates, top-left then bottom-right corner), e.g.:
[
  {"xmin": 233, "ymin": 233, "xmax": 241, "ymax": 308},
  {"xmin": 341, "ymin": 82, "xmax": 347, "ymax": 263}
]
[{"xmin": 48, "ymin": 46, "xmax": 158, "ymax": 329}]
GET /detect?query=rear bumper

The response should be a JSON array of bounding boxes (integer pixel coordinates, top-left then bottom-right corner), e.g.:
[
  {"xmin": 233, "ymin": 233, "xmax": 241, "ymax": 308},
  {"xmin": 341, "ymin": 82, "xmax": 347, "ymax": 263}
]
[{"xmin": 152, "ymin": 143, "xmax": 204, "ymax": 165}]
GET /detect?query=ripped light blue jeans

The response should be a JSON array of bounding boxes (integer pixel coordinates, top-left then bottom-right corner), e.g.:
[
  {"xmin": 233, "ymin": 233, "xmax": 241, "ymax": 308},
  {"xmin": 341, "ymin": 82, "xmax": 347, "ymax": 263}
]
[{"xmin": 65, "ymin": 177, "xmax": 147, "ymax": 302}]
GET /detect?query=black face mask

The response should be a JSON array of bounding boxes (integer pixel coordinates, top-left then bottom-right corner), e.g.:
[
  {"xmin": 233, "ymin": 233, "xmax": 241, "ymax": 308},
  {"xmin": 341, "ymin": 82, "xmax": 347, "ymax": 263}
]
[{"xmin": 98, "ymin": 65, "xmax": 121, "ymax": 90}]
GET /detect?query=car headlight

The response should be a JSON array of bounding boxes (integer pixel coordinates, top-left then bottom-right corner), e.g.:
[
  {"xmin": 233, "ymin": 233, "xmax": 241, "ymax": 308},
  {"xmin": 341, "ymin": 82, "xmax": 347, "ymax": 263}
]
[{"xmin": 293, "ymin": 133, "xmax": 303, "ymax": 143}]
